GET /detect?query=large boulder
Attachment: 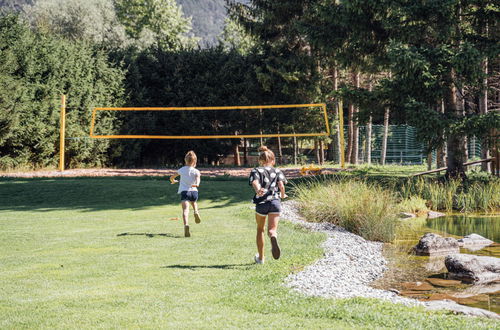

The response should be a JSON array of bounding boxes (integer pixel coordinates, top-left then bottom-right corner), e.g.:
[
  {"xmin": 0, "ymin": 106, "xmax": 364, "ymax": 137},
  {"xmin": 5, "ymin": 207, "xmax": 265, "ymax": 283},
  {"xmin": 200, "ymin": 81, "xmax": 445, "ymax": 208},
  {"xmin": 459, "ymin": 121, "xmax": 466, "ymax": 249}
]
[
  {"xmin": 414, "ymin": 233, "xmax": 459, "ymax": 256},
  {"xmin": 445, "ymin": 254, "xmax": 500, "ymax": 284},
  {"xmin": 457, "ymin": 234, "xmax": 493, "ymax": 251}
]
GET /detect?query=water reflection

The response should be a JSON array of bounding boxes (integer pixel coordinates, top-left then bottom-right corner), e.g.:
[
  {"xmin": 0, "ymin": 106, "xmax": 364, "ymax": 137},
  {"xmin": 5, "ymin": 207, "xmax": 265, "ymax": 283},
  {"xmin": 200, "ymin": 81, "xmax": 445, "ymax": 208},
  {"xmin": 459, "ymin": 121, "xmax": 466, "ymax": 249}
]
[
  {"xmin": 426, "ymin": 215, "xmax": 500, "ymax": 242},
  {"xmin": 373, "ymin": 214, "xmax": 500, "ymax": 313}
]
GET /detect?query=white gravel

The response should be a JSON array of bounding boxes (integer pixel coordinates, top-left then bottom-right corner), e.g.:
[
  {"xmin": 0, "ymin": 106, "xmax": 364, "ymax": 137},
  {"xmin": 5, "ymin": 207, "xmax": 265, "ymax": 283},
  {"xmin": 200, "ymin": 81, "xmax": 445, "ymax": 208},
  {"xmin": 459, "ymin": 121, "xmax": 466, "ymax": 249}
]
[{"xmin": 282, "ymin": 201, "xmax": 422, "ymax": 306}]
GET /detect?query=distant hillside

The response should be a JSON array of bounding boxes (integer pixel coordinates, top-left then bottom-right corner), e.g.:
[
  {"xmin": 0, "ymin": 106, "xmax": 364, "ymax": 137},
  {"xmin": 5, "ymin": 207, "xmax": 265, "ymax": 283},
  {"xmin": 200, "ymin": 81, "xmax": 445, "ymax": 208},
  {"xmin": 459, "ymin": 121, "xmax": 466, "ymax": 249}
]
[{"xmin": 177, "ymin": 0, "xmax": 249, "ymax": 46}]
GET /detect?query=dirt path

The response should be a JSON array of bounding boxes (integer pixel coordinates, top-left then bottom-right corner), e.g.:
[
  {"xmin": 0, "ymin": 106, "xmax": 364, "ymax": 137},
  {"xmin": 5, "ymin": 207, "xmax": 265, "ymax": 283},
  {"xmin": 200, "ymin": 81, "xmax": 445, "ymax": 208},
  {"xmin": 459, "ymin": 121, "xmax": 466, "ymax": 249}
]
[{"xmin": 0, "ymin": 167, "xmax": 344, "ymax": 179}]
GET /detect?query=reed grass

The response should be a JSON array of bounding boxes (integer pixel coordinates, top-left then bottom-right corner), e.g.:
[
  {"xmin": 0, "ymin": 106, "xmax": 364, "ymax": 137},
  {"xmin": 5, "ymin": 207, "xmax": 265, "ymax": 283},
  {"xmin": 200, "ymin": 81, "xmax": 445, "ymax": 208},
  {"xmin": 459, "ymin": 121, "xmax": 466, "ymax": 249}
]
[{"xmin": 293, "ymin": 178, "xmax": 400, "ymax": 242}]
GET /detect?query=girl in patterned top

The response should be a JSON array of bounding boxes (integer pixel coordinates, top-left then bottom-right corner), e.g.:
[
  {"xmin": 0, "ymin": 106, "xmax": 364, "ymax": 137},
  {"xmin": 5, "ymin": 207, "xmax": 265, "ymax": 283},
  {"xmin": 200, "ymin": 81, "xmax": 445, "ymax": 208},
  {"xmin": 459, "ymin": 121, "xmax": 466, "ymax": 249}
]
[{"xmin": 248, "ymin": 146, "xmax": 287, "ymax": 264}]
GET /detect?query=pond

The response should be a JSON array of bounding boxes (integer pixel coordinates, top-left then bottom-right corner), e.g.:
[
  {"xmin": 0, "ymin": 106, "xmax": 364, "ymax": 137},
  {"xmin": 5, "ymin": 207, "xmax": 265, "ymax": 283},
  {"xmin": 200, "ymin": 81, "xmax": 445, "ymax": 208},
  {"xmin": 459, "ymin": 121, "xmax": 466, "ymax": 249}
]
[{"xmin": 372, "ymin": 214, "xmax": 500, "ymax": 314}]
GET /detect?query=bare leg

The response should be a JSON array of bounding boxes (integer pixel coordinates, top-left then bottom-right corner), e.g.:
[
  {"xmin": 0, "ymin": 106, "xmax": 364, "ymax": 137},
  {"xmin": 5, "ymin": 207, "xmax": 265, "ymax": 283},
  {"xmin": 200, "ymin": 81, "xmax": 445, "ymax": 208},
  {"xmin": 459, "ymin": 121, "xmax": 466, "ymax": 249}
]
[
  {"xmin": 190, "ymin": 201, "xmax": 199, "ymax": 213},
  {"xmin": 268, "ymin": 213, "xmax": 281, "ymax": 259},
  {"xmin": 267, "ymin": 213, "xmax": 279, "ymax": 238},
  {"xmin": 181, "ymin": 201, "xmax": 190, "ymax": 226},
  {"xmin": 255, "ymin": 213, "xmax": 267, "ymax": 261},
  {"xmin": 191, "ymin": 201, "xmax": 201, "ymax": 223}
]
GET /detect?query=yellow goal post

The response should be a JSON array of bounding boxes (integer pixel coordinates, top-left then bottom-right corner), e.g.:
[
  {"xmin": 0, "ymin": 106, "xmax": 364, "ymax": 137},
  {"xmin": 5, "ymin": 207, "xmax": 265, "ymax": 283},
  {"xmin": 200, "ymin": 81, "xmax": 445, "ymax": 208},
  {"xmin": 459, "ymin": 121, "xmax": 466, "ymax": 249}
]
[{"xmin": 89, "ymin": 103, "xmax": 331, "ymax": 139}]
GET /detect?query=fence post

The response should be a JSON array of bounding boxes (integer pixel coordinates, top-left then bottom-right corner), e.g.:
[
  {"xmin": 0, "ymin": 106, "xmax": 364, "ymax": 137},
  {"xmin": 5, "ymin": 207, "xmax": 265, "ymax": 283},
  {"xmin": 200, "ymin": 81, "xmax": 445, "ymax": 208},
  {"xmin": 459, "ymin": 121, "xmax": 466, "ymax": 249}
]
[{"xmin": 59, "ymin": 94, "xmax": 66, "ymax": 172}]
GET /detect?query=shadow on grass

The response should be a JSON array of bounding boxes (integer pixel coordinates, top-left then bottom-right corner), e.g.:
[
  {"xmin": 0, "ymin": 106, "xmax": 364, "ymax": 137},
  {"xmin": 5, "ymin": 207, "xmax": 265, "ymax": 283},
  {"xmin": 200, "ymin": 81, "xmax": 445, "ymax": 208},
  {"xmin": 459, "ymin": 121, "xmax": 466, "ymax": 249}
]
[
  {"xmin": 161, "ymin": 263, "xmax": 254, "ymax": 270},
  {"xmin": 0, "ymin": 177, "xmax": 250, "ymax": 212},
  {"xmin": 117, "ymin": 232, "xmax": 184, "ymax": 238}
]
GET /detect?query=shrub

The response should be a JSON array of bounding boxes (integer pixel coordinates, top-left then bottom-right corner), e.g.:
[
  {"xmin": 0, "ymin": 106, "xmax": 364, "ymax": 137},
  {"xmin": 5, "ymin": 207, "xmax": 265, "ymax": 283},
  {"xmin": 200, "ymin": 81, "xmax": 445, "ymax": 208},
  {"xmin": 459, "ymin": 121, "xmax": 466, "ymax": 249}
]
[{"xmin": 294, "ymin": 179, "xmax": 400, "ymax": 242}]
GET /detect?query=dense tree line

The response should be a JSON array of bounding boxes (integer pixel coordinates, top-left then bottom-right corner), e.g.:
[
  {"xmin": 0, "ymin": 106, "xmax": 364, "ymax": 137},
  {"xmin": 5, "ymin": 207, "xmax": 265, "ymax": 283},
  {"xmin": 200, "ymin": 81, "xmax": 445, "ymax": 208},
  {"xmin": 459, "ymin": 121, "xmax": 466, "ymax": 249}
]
[
  {"xmin": 229, "ymin": 0, "xmax": 500, "ymax": 177},
  {"xmin": 0, "ymin": 1, "xmax": 498, "ymax": 175},
  {"xmin": 0, "ymin": 15, "xmax": 125, "ymax": 169}
]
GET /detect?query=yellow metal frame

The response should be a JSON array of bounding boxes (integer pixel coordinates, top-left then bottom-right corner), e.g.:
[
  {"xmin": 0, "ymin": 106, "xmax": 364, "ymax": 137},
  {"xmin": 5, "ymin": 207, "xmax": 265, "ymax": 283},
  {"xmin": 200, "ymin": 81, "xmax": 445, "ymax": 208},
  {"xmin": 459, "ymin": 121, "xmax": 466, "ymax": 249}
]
[
  {"xmin": 89, "ymin": 103, "xmax": 330, "ymax": 139},
  {"xmin": 59, "ymin": 94, "xmax": 66, "ymax": 171}
]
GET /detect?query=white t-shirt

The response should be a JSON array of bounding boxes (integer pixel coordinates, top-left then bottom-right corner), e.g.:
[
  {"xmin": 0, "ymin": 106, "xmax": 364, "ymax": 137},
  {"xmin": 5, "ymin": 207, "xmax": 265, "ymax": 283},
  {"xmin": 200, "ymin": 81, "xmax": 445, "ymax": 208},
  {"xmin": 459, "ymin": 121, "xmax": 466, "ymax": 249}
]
[{"xmin": 177, "ymin": 166, "xmax": 200, "ymax": 193}]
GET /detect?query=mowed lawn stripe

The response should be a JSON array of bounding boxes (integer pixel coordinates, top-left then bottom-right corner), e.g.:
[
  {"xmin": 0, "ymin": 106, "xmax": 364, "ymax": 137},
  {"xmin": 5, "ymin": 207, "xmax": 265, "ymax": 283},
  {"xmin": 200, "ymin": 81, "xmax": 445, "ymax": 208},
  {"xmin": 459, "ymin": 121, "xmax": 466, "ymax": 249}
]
[{"xmin": 0, "ymin": 177, "xmax": 495, "ymax": 329}]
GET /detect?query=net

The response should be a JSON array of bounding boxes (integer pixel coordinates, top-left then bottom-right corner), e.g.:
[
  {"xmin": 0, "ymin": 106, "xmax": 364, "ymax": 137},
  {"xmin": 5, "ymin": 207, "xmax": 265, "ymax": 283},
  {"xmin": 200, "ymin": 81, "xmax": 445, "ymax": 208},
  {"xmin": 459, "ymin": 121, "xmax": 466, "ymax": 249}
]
[{"xmin": 89, "ymin": 104, "xmax": 330, "ymax": 139}]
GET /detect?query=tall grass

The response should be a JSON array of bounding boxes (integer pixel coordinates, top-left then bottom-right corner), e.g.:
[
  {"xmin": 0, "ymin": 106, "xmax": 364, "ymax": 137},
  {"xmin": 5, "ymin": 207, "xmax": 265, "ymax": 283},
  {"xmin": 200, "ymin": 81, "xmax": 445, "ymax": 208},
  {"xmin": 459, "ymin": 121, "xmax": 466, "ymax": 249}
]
[
  {"xmin": 399, "ymin": 178, "xmax": 500, "ymax": 213},
  {"xmin": 293, "ymin": 179, "xmax": 400, "ymax": 242}
]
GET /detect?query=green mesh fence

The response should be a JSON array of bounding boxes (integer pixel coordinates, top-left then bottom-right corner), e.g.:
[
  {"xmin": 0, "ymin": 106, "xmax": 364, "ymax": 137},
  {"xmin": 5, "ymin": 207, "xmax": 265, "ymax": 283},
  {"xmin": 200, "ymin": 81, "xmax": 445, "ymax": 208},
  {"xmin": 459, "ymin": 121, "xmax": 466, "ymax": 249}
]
[{"xmin": 340, "ymin": 125, "xmax": 483, "ymax": 165}]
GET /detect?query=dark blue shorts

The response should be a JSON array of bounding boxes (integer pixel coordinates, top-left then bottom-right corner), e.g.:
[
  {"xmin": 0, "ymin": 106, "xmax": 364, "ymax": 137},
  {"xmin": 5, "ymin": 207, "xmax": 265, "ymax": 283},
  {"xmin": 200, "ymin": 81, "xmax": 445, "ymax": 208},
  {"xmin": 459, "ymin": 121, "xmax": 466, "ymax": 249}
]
[
  {"xmin": 255, "ymin": 199, "xmax": 281, "ymax": 216},
  {"xmin": 180, "ymin": 191, "xmax": 198, "ymax": 202}
]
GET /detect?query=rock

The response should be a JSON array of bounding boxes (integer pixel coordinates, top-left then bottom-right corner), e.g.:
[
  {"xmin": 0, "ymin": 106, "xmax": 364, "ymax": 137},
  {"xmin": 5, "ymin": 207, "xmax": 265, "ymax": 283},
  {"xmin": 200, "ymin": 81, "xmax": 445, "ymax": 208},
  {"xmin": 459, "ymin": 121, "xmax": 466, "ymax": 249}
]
[
  {"xmin": 426, "ymin": 278, "xmax": 463, "ymax": 288},
  {"xmin": 425, "ymin": 300, "xmax": 500, "ymax": 319},
  {"xmin": 388, "ymin": 288, "xmax": 400, "ymax": 295},
  {"xmin": 453, "ymin": 283, "xmax": 500, "ymax": 297},
  {"xmin": 414, "ymin": 233, "xmax": 459, "ymax": 256},
  {"xmin": 425, "ymin": 293, "xmax": 456, "ymax": 301},
  {"xmin": 427, "ymin": 211, "xmax": 446, "ymax": 219},
  {"xmin": 457, "ymin": 234, "xmax": 494, "ymax": 251},
  {"xmin": 445, "ymin": 254, "xmax": 500, "ymax": 284},
  {"xmin": 400, "ymin": 212, "xmax": 416, "ymax": 219},
  {"xmin": 401, "ymin": 281, "xmax": 434, "ymax": 291},
  {"xmin": 424, "ymin": 257, "xmax": 446, "ymax": 272}
]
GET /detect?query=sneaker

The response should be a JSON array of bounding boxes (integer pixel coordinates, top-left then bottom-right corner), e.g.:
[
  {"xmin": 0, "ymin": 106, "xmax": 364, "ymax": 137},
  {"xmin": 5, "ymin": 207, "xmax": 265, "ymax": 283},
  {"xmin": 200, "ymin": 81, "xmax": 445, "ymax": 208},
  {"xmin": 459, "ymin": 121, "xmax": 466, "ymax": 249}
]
[
  {"xmin": 254, "ymin": 253, "xmax": 264, "ymax": 264},
  {"xmin": 184, "ymin": 225, "xmax": 191, "ymax": 237},
  {"xmin": 194, "ymin": 212, "xmax": 201, "ymax": 224},
  {"xmin": 270, "ymin": 236, "xmax": 281, "ymax": 260}
]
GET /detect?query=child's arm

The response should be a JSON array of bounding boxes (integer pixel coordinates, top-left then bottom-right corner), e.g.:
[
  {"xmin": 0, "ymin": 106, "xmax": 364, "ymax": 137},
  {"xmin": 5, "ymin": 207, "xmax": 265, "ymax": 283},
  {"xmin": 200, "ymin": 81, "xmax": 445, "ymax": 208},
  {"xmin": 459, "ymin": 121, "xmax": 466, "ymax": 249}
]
[
  {"xmin": 252, "ymin": 180, "xmax": 266, "ymax": 197},
  {"xmin": 278, "ymin": 181, "xmax": 288, "ymax": 199},
  {"xmin": 169, "ymin": 174, "xmax": 179, "ymax": 184},
  {"xmin": 192, "ymin": 172, "xmax": 201, "ymax": 188}
]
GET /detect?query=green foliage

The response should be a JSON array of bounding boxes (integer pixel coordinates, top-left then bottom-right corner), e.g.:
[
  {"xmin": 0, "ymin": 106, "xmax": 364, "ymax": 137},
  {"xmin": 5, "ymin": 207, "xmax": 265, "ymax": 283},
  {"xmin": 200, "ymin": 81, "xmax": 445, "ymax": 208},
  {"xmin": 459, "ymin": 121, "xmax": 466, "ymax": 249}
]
[
  {"xmin": 0, "ymin": 15, "xmax": 126, "ymax": 169},
  {"xmin": 218, "ymin": 17, "xmax": 255, "ymax": 55},
  {"xmin": 399, "ymin": 196, "xmax": 429, "ymax": 216},
  {"xmin": 399, "ymin": 177, "xmax": 500, "ymax": 213},
  {"xmin": 23, "ymin": 0, "xmax": 129, "ymax": 48},
  {"xmin": 113, "ymin": 0, "xmax": 198, "ymax": 50}
]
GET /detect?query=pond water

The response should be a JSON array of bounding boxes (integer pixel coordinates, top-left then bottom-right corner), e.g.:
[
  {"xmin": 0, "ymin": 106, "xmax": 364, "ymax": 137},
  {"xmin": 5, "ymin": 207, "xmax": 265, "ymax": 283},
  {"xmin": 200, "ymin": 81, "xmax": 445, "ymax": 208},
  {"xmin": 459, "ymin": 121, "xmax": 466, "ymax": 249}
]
[{"xmin": 372, "ymin": 214, "xmax": 500, "ymax": 314}]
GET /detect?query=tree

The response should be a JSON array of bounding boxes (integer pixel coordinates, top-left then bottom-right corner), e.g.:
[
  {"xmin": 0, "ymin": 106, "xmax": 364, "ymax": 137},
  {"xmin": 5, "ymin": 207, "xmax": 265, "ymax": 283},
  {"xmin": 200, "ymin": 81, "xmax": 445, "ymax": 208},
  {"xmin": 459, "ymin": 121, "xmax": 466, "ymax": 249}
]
[
  {"xmin": 301, "ymin": 0, "xmax": 500, "ymax": 178},
  {"xmin": 23, "ymin": 0, "xmax": 129, "ymax": 48},
  {"xmin": 0, "ymin": 15, "xmax": 126, "ymax": 169},
  {"xmin": 113, "ymin": 0, "xmax": 198, "ymax": 50}
]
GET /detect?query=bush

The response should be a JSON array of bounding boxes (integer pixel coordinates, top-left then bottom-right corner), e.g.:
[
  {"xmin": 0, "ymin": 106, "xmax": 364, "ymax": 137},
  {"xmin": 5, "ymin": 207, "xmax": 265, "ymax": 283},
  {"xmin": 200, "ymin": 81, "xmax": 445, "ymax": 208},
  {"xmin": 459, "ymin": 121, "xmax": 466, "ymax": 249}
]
[
  {"xmin": 399, "ymin": 196, "xmax": 428, "ymax": 216},
  {"xmin": 294, "ymin": 179, "xmax": 400, "ymax": 242}
]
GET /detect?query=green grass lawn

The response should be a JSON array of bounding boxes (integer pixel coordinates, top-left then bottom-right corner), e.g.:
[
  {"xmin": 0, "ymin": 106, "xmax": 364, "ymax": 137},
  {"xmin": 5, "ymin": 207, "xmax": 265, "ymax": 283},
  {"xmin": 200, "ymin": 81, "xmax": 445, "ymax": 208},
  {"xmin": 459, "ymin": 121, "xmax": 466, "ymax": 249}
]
[{"xmin": 0, "ymin": 177, "xmax": 496, "ymax": 329}]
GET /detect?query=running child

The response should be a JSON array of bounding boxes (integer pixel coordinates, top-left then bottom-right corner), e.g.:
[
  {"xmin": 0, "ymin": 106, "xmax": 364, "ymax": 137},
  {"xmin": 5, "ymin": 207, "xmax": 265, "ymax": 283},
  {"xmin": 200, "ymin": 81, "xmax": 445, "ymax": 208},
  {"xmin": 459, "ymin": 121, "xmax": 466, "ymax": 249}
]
[
  {"xmin": 249, "ymin": 146, "xmax": 287, "ymax": 264},
  {"xmin": 170, "ymin": 150, "xmax": 202, "ymax": 237}
]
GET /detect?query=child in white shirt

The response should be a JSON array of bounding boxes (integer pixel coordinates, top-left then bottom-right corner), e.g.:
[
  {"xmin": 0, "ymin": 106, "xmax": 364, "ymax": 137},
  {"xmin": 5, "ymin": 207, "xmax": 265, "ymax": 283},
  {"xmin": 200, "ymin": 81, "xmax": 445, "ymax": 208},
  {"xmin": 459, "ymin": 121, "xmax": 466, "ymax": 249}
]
[{"xmin": 170, "ymin": 151, "xmax": 201, "ymax": 237}]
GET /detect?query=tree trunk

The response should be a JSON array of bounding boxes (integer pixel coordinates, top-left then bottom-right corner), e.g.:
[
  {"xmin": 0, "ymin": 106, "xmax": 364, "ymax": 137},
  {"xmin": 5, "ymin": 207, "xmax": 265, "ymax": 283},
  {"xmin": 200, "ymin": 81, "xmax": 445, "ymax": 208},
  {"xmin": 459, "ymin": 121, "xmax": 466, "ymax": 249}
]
[
  {"xmin": 293, "ymin": 130, "xmax": 298, "ymax": 165},
  {"xmin": 277, "ymin": 124, "xmax": 283, "ymax": 165},
  {"xmin": 352, "ymin": 71, "xmax": 360, "ymax": 164},
  {"xmin": 444, "ymin": 70, "xmax": 467, "ymax": 179},
  {"xmin": 243, "ymin": 138, "xmax": 248, "ymax": 165},
  {"xmin": 427, "ymin": 152, "xmax": 433, "ymax": 171},
  {"xmin": 314, "ymin": 140, "xmax": 320, "ymax": 164},
  {"xmin": 233, "ymin": 143, "xmax": 241, "ymax": 166},
  {"xmin": 347, "ymin": 102, "xmax": 354, "ymax": 164},
  {"xmin": 381, "ymin": 108, "xmax": 390, "ymax": 165},
  {"xmin": 479, "ymin": 58, "xmax": 491, "ymax": 172},
  {"xmin": 319, "ymin": 140, "xmax": 325, "ymax": 165},
  {"xmin": 436, "ymin": 100, "xmax": 446, "ymax": 168},
  {"xmin": 366, "ymin": 76, "xmax": 373, "ymax": 165}
]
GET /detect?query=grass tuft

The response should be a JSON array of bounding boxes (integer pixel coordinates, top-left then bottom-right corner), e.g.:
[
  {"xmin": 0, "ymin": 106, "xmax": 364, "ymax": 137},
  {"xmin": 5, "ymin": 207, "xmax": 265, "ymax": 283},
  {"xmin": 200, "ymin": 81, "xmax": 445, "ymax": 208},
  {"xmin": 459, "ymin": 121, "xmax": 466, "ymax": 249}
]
[{"xmin": 294, "ymin": 178, "xmax": 400, "ymax": 242}]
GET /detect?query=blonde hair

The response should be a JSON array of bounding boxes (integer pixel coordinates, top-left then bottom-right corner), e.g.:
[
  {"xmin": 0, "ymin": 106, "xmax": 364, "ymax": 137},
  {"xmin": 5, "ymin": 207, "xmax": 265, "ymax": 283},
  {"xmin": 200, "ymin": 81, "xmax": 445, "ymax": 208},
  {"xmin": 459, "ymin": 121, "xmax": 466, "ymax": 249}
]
[
  {"xmin": 258, "ymin": 146, "xmax": 275, "ymax": 165},
  {"xmin": 184, "ymin": 150, "xmax": 197, "ymax": 166}
]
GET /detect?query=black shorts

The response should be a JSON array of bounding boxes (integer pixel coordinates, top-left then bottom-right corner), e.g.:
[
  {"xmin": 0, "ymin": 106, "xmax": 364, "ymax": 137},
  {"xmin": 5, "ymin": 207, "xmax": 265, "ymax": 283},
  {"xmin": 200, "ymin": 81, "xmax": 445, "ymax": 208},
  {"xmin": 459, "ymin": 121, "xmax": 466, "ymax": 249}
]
[
  {"xmin": 180, "ymin": 191, "xmax": 198, "ymax": 202},
  {"xmin": 255, "ymin": 199, "xmax": 281, "ymax": 216}
]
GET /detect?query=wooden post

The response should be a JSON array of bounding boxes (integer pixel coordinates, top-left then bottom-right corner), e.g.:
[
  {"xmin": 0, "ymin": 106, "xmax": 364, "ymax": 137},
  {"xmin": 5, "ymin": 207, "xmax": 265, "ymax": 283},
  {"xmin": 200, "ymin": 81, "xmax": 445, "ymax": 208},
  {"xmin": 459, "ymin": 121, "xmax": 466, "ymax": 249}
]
[{"xmin": 59, "ymin": 94, "xmax": 66, "ymax": 172}]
